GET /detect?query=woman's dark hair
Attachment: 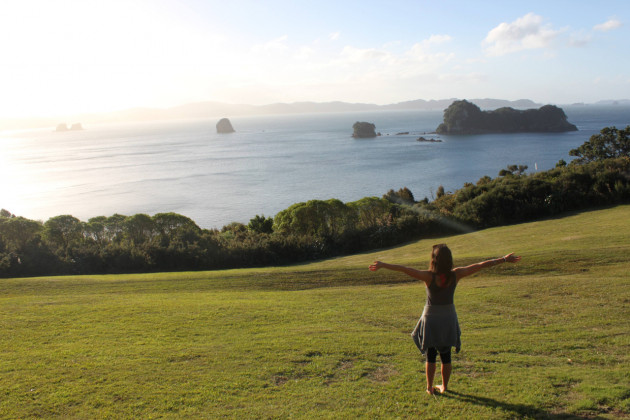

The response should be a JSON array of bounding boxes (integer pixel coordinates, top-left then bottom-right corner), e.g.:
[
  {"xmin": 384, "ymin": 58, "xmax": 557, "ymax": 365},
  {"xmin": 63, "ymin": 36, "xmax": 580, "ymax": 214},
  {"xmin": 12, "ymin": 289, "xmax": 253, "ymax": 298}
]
[{"xmin": 429, "ymin": 244, "xmax": 453, "ymax": 274}]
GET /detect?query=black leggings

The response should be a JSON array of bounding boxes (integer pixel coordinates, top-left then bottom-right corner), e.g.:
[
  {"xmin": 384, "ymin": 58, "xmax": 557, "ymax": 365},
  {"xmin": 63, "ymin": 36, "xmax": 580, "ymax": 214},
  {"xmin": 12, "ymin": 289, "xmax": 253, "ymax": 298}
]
[{"xmin": 426, "ymin": 347, "xmax": 452, "ymax": 364}]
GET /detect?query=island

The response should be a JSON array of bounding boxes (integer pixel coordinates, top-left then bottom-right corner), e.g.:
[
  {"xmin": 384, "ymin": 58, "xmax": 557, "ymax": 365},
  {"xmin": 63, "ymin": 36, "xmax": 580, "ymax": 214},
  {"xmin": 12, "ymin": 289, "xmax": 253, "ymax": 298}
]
[
  {"xmin": 352, "ymin": 121, "xmax": 377, "ymax": 138},
  {"xmin": 216, "ymin": 118, "xmax": 235, "ymax": 133},
  {"xmin": 435, "ymin": 100, "xmax": 578, "ymax": 134},
  {"xmin": 416, "ymin": 136, "xmax": 442, "ymax": 142}
]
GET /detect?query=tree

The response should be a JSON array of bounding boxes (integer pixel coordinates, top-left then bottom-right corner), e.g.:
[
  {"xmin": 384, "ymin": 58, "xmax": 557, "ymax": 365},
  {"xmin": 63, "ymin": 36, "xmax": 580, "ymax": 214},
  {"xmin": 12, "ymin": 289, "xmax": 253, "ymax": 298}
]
[
  {"xmin": 499, "ymin": 164, "xmax": 528, "ymax": 176},
  {"xmin": 248, "ymin": 215, "xmax": 273, "ymax": 234},
  {"xmin": 84, "ymin": 216, "xmax": 107, "ymax": 244},
  {"xmin": 103, "ymin": 214, "xmax": 127, "ymax": 243},
  {"xmin": 274, "ymin": 199, "xmax": 356, "ymax": 238},
  {"xmin": 153, "ymin": 213, "xmax": 200, "ymax": 237},
  {"xmin": 0, "ymin": 216, "xmax": 43, "ymax": 250},
  {"xmin": 348, "ymin": 197, "xmax": 391, "ymax": 229},
  {"xmin": 123, "ymin": 214, "xmax": 155, "ymax": 245},
  {"xmin": 43, "ymin": 215, "xmax": 83, "ymax": 251},
  {"xmin": 477, "ymin": 175, "xmax": 493, "ymax": 186},
  {"xmin": 569, "ymin": 126, "xmax": 630, "ymax": 163},
  {"xmin": 383, "ymin": 187, "xmax": 415, "ymax": 204},
  {"xmin": 436, "ymin": 185, "xmax": 445, "ymax": 198},
  {"xmin": 274, "ymin": 200, "xmax": 332, "ymax": 237},
  {"xmin": 322, "ymin": 198, "xmax": 355, "ymax": 237}
]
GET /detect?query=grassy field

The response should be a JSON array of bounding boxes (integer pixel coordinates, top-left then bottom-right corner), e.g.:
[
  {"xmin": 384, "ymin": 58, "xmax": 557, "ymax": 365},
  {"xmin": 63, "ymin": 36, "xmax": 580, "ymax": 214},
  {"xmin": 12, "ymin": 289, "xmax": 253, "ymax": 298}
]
[{"xmin": 1, "ymin": 206, "xmax": 629, "ymax": 419}]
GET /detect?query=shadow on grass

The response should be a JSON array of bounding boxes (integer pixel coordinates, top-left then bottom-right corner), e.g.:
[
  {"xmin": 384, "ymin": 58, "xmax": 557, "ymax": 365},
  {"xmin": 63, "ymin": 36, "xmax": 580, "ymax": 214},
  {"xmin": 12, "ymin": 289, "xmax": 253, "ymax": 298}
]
[{"xmin": 443, "ymin": 390, "xmax": 606, "ymax": 420}]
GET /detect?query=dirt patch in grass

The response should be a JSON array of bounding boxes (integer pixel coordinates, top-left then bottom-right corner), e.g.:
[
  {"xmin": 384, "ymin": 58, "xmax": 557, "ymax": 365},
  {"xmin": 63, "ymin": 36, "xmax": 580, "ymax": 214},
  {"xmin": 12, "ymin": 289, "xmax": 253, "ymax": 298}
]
[
  {"xmin": 366, "ymin": 364, "xmax": 398, "ymax": 383},
  {"xmin": 271, "ymin": 375, "xmax": 289, "ymax": 386}
]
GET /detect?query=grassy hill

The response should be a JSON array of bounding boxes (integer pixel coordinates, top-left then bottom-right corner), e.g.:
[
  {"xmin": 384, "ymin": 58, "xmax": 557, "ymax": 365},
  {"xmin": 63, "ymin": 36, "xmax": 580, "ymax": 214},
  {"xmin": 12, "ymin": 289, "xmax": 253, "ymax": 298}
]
[{"xmin": 1, "ymin": 206, "xmax": 629, "ymax": 419}]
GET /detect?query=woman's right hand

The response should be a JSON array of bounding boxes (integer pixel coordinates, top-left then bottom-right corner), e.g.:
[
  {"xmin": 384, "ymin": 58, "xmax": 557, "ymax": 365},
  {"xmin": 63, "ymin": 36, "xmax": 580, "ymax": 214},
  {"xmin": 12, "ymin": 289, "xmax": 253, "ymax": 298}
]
[{"xmin": 503, "ymin": 253, "xmax": 521, "ymax": 263}]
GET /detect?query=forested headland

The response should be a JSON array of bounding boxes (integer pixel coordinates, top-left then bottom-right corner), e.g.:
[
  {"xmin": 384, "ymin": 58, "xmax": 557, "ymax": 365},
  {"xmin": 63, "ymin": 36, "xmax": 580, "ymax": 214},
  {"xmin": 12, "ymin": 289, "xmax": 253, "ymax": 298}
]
[{"xmin": 2, "ymin": 126, "xmax": 629, "ymax": 278}]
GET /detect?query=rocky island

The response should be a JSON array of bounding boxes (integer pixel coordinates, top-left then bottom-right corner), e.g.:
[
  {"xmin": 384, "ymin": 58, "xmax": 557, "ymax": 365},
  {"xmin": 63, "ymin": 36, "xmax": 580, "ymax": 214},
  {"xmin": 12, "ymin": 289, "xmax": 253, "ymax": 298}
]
[
  {"xmin": 416, "ymin": 136, "xmax": 442, "ymax": 142},
  {"xmin": 352, "ymin": 121, "xmax": 377, "ymax": 138},
  {"xmin": 436, "ymin": 100, "xmax": 578, "ymax": 134},
  {"xmin": 216, "ymin": 118, "xmax": 235, "ymax": 133}
]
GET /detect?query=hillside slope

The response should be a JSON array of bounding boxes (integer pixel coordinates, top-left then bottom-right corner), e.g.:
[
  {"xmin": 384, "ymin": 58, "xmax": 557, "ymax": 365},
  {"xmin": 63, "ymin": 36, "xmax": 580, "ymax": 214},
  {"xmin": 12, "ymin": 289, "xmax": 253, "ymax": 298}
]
[{"xmin": 1, "ymin": 206, "xmax": 629, "ymax": 419}]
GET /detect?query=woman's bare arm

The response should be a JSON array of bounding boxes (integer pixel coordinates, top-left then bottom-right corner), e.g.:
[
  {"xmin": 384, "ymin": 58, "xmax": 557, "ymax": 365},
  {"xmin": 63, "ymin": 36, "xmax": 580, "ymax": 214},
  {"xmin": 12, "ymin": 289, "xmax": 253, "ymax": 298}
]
[
  {"xmin": 453, "ymin": 253, "xmax": 521, "ymax": 280},
  {"xmin": 369, "ymin": 260, "xmax": 433, "ymax": 284}
]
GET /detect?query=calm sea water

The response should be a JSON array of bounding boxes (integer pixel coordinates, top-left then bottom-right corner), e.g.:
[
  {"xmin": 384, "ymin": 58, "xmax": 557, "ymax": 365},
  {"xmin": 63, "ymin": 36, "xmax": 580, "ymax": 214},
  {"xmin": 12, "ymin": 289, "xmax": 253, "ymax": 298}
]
[{"xmin": 1, "ymin": 106, "xmax": 629, "ymax": 229}]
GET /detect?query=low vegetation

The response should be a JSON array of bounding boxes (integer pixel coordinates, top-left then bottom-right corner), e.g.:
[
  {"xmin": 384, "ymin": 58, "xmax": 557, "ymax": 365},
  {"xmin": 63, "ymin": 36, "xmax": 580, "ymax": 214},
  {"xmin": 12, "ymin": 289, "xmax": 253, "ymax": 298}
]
[{"xmin": 1, "ymin": 205, "xmax": 628, "ymax": 418}]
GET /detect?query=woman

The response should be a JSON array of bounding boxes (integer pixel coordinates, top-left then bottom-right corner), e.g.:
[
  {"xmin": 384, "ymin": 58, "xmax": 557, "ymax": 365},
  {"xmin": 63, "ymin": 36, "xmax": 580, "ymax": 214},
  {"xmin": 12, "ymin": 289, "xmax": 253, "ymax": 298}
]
[{"xmin": 368, "ymin": 244, "xmax": 521, "ymax": 395}]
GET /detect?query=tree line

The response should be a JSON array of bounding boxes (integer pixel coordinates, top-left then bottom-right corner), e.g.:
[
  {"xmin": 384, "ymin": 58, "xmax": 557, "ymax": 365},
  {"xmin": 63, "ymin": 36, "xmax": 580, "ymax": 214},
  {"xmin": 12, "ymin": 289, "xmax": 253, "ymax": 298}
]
[{"xmin": 1, "ymin": 126, "xmax": 629, "ymax": 278}]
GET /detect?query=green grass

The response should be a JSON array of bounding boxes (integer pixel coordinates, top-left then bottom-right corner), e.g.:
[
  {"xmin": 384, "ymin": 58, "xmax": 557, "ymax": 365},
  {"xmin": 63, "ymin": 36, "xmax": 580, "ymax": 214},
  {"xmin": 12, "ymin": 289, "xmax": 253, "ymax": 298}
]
[{"xmin": 1, "ymin": 206, "xmax": 629, "ymax": 419}]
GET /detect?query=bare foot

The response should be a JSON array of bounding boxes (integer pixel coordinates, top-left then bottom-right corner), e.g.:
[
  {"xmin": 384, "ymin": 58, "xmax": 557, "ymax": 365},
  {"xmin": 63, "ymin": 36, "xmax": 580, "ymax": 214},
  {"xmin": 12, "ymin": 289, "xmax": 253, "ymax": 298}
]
[
  {"xmin": 426, "ymin": 387, "xmax": 435, "ymax": 395},
  {"xmin": 435, "ymin": 385, "xmax": 447, "ymax": 394}
]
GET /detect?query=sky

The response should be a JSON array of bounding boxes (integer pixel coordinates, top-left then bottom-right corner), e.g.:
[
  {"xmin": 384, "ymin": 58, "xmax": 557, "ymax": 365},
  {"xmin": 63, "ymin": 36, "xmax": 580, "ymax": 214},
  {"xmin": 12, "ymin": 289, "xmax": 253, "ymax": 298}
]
[{"xmin": 1, "ymin": 0, "xmax": 629, "ymax": 118}]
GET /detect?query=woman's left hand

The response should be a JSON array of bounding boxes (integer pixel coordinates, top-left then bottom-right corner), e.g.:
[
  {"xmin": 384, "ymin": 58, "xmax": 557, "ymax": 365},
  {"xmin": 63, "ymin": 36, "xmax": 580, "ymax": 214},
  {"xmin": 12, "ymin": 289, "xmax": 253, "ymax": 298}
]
[{"xmin": 368, "ymin": 261, "xmax": 383, "ymax": 271}]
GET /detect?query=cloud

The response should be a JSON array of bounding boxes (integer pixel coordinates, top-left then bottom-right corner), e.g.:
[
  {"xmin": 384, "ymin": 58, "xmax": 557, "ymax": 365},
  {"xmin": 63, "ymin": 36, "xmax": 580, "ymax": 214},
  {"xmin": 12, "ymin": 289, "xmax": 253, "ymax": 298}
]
[
  {"xmin": 176, "ymin": 28, "xmax": 460, "ymax": 104},
  {"xmin": 424, "ymin": 34, "xmax": 452, "ymax": 46},
  {"xmin": 252, "ymin": 35, "xmax": 289, "ymax": 53},
  {"xmin": 568, "ymin": 32, "xmax": 591, "ymax": 47},
  {"xmin": 593, "ymin": 19, "xmax": 622, "ymax": 32},
  {"xmin": 483, "ymin": 13, "xmax": 561, "ymax": 56},
  {"xmin": 338, "ymin": 46, "xmax": 392, "ymax": 64},
  {"xmin": 294, "ymin": 46, "xmax": 315, "ymax": 60}
]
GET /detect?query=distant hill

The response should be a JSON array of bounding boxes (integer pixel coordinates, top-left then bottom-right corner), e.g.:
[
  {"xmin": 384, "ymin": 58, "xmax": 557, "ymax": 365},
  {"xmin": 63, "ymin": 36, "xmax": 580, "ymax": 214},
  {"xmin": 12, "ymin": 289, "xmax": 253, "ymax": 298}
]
[
  {"xmin": 594, "ymin": 99, "xmax": 630, "ymax": 106},
  {"xmin": 384, "ymin": 98, "xmax": 541, "ymax": 111},
  {"xmin": 162, "ymin": 98, "xmax": 542, "ymax": 116},
  {"xmin": 1, "ymin": 98, "xmax": 626, "ymax": 131}
]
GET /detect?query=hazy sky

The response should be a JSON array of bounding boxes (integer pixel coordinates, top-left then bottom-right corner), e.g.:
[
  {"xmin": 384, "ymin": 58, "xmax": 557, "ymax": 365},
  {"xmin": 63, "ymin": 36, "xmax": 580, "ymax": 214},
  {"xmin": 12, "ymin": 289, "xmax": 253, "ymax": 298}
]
[{"xmin": 1, "ymin": 0, "xmax": 629, "ymax": 118}]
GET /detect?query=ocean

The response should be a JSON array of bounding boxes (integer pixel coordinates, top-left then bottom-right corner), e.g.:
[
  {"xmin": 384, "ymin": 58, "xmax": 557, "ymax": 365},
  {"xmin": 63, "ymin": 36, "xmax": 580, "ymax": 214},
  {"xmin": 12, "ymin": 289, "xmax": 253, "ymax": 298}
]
[{"xmin": 1, "ymin": 106, "xmax": 629, "ymax": 229}]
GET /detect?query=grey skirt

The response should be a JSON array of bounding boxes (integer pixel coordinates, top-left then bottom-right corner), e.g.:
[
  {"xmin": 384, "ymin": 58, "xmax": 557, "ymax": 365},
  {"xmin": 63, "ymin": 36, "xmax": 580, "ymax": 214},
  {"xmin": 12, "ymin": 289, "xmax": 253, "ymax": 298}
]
[{"xmin": 411, "ymin": 304, "xmax": 461, "ymax": 355}]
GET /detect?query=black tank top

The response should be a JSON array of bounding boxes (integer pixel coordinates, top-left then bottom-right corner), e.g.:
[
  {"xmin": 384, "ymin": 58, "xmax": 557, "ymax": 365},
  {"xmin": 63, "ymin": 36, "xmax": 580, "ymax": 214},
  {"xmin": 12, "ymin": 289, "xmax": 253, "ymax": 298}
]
[{"xmin": 426, "ymin": 272, "xmax": 457, "ymax": 306}]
